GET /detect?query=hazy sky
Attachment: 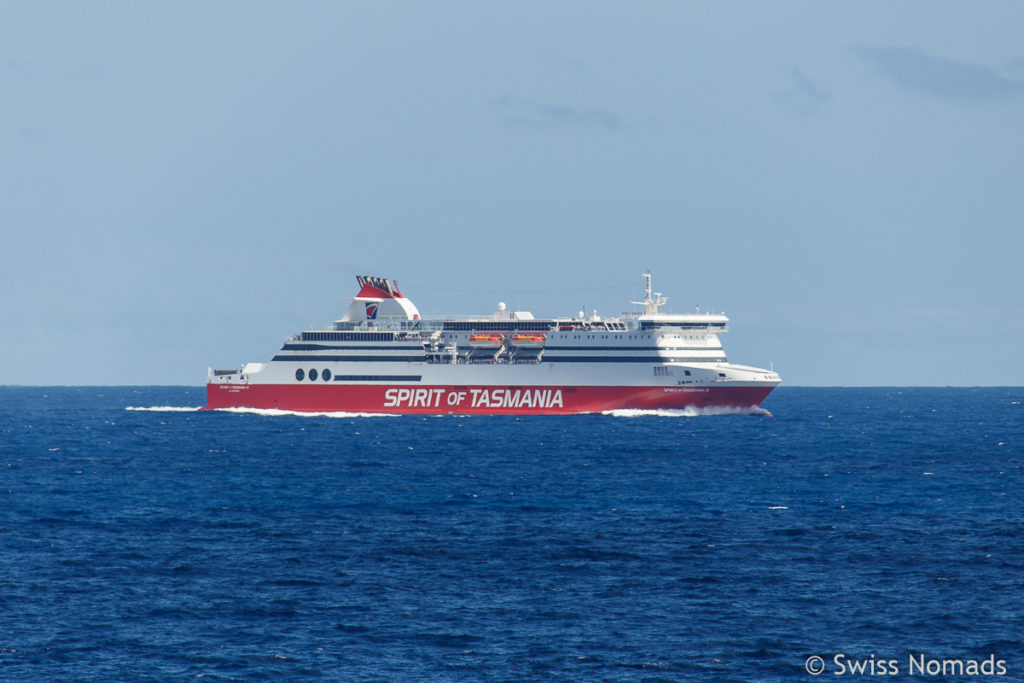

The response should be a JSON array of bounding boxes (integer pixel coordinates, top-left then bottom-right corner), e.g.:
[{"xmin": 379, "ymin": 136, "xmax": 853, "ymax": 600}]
[{"xmin": 2, "ymin": 2, "xmax": 1022, "ymax": 385}]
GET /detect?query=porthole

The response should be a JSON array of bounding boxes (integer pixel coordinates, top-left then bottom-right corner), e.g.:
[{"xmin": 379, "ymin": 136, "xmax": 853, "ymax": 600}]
[
  {"xmin": 322, "ymin": 368, "xmax": 332, "ymax": 381},
  {"xmin": 295, "ymin": 368, "xmax": 305, "ymax": 381},
  {"xmin": 309, "ymin": 368, "xmax": 319, "ymax": 381}
]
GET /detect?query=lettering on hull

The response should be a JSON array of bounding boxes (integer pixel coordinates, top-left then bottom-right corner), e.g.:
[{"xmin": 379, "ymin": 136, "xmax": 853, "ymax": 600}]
[{"xmin": 383, "ymin": 387, "xmax": 564, "ymax": 410}]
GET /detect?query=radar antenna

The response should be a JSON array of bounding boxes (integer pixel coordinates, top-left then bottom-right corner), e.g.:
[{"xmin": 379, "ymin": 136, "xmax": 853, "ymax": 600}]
[{"xmin": 631, "ymin": 272, "xmax": 668, "ymax": 315}]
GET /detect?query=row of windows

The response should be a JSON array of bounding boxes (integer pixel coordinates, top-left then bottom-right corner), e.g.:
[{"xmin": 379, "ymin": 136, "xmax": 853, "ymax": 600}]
[
  {"xmin": 300, "ymin": 331, "xmax": 397, "ymax": 342},
  {"xmin": 443, "ymin": 321, "xmax": 551, "ymax": 332},
  {"xmin": 295, "ymin": 368, "xmax": 331, "ymax": 382},
  {"xmin": 639, "ymin": 321, "xmax": 726, "ymax": 331},
  {"xmin": 655, "ymin": 368, "xmax": 695, "ymax": 377},
  {"xmin": 548, "ymin": 333, "xmax": 714, "ymax": 341}
]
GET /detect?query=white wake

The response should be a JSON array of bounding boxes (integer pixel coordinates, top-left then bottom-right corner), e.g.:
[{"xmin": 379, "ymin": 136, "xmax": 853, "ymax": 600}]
[
  {"xmin": 211, "ymin": 407, "xmax": 400, "ymax": 418},
  {"xmin": 124, "ymin": 406, "xmax": 397, "ymax": 417},
  {"xmin": 601, "ymin": 405, "xmax": 772, "ymax": 417},
  {"xmin": 125, "ymin": 406, "xmax": 203, "ymax": 412}
]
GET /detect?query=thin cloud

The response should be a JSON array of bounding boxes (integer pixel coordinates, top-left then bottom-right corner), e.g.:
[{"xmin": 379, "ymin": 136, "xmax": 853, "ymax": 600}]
[
  {"xmin": 773, "ymin": 64, "xmax": 831, "ymax": 115},
  {"xmin": 494, "ymin": 96, "xmax": 622, "ymax": 131},
  {"xmin": 858, "ymin": 46, "xmax": 1024, "ymax": 103},
  {"xmin": 1005, "ymin": 56, "xmax": 1024, "ymax": 81}
]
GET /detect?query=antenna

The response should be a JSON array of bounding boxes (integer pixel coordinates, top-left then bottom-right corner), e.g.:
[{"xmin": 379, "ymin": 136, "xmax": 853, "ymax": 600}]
[{"xmin": 631, "ymin": 271, "xmax": 668, "ymax": 315}]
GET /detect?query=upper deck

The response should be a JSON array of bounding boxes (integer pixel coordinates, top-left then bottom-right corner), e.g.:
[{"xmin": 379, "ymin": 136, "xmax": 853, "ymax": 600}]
[{"xmin": 328, "ymin": 272, "xmax": 728, "ymax": 336}]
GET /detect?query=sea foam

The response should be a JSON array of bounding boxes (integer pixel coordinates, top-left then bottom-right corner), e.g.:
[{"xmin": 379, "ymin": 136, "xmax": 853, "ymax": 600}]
[
  {"xmin": 601, "ymin": 405, "xmax": 772, "ymax": 417},
  {"xmin": 212, "ymin": 407, "xmax": 400, "ymax": 418},
  {"xmin": 125, "ymin": 406, "xmax": 202, "ymax": 412}
]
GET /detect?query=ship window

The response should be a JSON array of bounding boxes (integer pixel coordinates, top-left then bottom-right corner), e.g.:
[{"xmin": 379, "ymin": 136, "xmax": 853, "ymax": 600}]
[
  {"xmin": 684, "ymin": 370, "xmax": 691, "ymax": 376},
  {"xmin": 322, "ymin": 368, "xmax": 332, "ymax": 381},
  {"xmin": 309, "ymin": 368, "xmax": 319, "ymax": 381},
  {"xmin": 295, "ymin": 368, "xmax": 305, "ymax": 381}
]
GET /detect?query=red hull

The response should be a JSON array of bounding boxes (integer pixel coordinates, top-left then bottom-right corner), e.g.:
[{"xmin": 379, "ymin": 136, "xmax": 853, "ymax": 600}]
[{"xmin": 205, "ymin": 383, "xmax": 775, "ymax": 415}]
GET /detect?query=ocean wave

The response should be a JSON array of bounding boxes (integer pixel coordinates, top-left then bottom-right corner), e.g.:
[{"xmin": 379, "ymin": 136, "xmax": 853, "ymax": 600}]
[
  {"xmin": 600, "ymin": 406, "xmax": 773, "ymax": 417},
  {"xmin": 125, "ymin": 406, "xmax": 203, "ymax": 412}
]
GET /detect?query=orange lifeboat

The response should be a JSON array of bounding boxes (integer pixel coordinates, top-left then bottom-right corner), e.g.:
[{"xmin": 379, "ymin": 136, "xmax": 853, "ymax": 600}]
[
  {"xmin": 469, "ymin": 334, "xmax": 503, "ymax": 348},
  {"xmin": 511, "ymin": 333, "xmax": 546, "ymax": 347}
]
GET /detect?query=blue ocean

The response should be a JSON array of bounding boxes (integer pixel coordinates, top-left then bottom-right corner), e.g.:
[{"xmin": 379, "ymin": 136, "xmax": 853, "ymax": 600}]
[{"xmin": 1, "ymin": 387, "xmax": 1021, "ymax": 681}]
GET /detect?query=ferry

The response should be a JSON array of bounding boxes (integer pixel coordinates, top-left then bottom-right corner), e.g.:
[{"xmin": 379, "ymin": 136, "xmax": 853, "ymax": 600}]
[{"xmin": 205, "ymin": 274, "xmax": 780, "ymax": 414}]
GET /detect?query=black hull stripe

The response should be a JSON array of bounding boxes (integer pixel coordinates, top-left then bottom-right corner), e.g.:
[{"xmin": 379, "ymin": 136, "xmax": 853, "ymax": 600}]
[
  {"xmin": 333, "ymin": 375, "xmax": 422, "ymax": 382},
  {"xmin": 283, "ymin": 343, "xmax": 423, "ymax": 351},
  {"xmin": 272, "ymin": 355, "xmax": 425, "ymax": 362},
  {"xmin": 544, "ymin": 346, "xmax": 721, "ymax": 352},
  {"xmin": 544, "ymin": 356, "xmax": 726, "ymax": 363}
]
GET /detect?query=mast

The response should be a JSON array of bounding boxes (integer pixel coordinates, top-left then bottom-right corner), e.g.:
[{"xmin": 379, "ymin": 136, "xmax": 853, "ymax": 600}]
[{"xmin": 632, "ymin": 272, "xmax": 668, "ymax": 315}]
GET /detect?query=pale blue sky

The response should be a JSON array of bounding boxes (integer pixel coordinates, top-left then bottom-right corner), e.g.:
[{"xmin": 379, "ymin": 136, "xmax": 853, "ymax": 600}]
[{"xmin": 2, "ymin": 1, "xmax": 1022, "ymax": 385}]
